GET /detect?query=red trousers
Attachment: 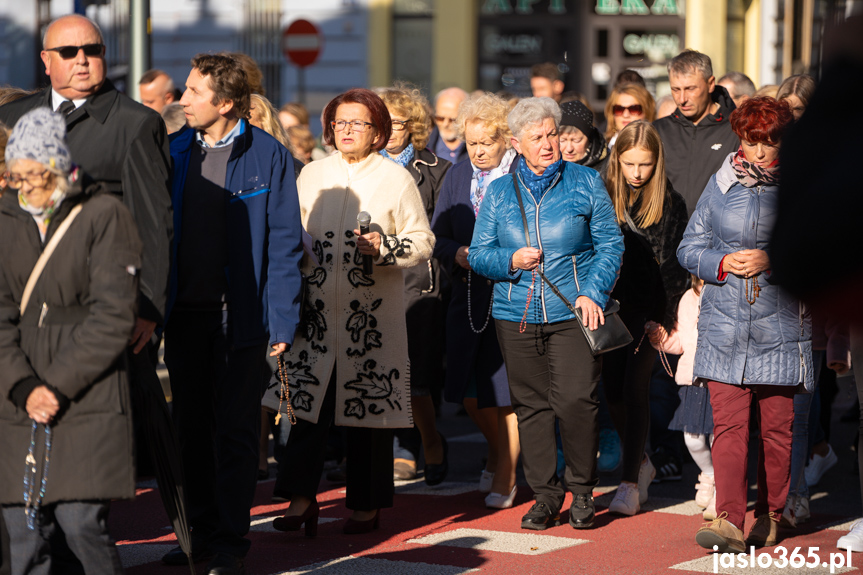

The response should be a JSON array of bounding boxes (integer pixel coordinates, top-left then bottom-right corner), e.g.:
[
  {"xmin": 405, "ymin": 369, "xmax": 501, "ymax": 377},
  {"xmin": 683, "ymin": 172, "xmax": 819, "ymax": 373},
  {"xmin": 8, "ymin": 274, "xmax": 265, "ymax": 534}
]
[{"xmin": 708, "ymin": 381, "xmax": 796, "ymax": 530}]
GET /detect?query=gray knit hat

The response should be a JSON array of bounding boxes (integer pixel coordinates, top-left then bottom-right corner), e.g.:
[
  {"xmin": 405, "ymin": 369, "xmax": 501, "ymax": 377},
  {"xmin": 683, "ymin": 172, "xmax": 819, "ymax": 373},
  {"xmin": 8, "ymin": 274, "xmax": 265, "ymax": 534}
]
[
  {"xmin": 5, "ymin": 108, "xmax": 72, "ymax": 174},
  {"xmin": 560, "ymin": 100, "xmax": 594, "ymax": 137}
]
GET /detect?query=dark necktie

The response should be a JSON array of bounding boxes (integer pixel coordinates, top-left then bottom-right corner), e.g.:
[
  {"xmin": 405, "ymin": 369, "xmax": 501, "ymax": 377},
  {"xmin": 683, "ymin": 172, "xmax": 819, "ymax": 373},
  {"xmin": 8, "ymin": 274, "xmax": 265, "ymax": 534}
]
[{"xmin": 56, "ymin": 100, "xmax": 76, "ymax": 116}]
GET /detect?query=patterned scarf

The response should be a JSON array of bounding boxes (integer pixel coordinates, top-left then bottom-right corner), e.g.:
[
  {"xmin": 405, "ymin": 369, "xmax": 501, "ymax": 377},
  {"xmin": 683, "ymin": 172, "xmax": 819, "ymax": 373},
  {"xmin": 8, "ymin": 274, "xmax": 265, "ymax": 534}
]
[
  {"xmin": 380, "ymin": 143, "xmax": 415, "ymax": 168},
  {"xmin": 470, "ymin": 148, "xmax": 517, "ymax": 217},
  {"xmin": 19, "ymin": 185, "xmax": 66, "ymax": 241},
  {"xmin": 517, "ymin": 156, "xmax": 564, "ymax": 204},
  {"xmin": 730, "ymin": 146, "xmax": 780, "ymax": 188}
]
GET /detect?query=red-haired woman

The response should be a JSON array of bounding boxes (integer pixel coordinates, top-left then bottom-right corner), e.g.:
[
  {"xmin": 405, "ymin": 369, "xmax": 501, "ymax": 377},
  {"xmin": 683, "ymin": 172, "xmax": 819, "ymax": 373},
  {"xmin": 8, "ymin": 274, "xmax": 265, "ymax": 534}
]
[
  {"xmin": 273, "ymin": 88, "xmax": 434, "ymax": 535},
  {"xmin": 678, "ymin": 97, "xmax": 811, "ymax": 553}
]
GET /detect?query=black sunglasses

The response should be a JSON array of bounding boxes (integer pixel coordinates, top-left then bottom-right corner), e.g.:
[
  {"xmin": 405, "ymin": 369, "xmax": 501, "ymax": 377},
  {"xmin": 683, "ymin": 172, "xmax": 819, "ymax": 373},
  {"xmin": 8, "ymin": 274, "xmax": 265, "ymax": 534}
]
[{"xmin": 46, "ymin": 44, "xmax": 104, "ymax": 59}]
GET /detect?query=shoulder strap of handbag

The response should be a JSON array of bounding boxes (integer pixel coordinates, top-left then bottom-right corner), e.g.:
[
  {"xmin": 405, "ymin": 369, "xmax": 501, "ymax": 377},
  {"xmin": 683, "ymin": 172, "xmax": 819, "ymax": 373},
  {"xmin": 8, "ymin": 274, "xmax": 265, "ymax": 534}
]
[
  {"xmin": 19, "ymin": 203, "xmax": 84, "ymax": 315},
  {"xmin": 623, "ymin": 208, "xmax": 646, "ymax": 237},
  {"xmin": 511, "ymin": 173, "xmax": 581, "ymax": 317}
]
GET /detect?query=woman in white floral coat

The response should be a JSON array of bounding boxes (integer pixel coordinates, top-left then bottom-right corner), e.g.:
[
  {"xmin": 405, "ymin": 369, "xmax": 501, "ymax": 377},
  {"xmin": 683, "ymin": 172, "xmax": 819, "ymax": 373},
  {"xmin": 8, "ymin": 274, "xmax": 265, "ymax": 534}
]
[{"xmin": 272, "ymin": 88, "xmax": 433, "ymax": 537}]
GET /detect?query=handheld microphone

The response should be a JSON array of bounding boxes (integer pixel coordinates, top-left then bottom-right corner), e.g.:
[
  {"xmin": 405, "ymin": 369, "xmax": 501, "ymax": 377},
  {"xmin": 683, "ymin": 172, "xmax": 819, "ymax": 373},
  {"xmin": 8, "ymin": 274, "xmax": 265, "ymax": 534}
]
[{"xmin": 357, "ymin": 211, "xmax": 374, "ymax": 275}]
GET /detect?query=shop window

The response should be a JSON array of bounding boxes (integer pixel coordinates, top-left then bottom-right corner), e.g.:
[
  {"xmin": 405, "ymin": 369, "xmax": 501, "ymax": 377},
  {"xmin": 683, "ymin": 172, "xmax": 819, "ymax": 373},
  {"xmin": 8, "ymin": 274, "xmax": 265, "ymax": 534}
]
[
  {"xmin": 597, "ymin": 28, "xmax": 608, "ymax": 57},
  {"xmin": 393, "ymin": 0, "xmax": 433, "ymax": 93}
]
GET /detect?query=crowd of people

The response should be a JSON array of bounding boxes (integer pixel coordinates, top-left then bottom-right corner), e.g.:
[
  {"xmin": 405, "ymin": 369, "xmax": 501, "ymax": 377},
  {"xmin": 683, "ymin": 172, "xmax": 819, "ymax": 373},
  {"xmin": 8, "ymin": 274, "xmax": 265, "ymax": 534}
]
[{"xmin": 0, "ymin": 12, "xmax": 859, "ymax": 575}]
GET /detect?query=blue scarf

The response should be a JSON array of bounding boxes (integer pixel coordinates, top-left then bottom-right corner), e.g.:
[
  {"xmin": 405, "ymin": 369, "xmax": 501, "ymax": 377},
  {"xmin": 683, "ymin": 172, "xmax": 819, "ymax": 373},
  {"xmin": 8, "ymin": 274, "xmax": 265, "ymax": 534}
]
[
  {"xmin": 516, "ymin": 156, "xmax": 564, "ymax": 203},
  {"xmin": 380, "ymin": 143, "xmax": 415, "ymax": 168}
]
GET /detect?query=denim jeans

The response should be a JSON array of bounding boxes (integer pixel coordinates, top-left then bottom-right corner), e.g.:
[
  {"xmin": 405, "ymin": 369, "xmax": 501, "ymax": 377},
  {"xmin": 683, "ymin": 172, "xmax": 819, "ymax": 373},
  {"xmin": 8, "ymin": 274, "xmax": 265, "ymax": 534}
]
[{"xmin": 788, "ymin": 349, "xmax": 825, "ymax": 500}]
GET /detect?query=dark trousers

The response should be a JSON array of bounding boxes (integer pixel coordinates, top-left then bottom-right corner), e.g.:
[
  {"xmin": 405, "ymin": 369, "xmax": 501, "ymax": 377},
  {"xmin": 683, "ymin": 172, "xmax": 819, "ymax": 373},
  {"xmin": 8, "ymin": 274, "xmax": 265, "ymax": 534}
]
[
  {"xmin": 496, "ymin": 319, "xmax": 601, "ymax": 511},
  {"xmin": 708, "ymin": 381, "xmax": 795, "ymax": 530},
  {"xmin": 1, "ymin": 502, "xmax": 121, "ymax": 575},
  {"xmin": 0, "ymin": 510, "xmax": 8, "ymax": 575},
  {"xmin": 649, "ymin": 354, "xmax": 683, "ymax": 459},
  {"xmin": 281, "ymin": 369, "xmax": 394, "ymax": 511},
  {"xmin": 602, "ymin": 314, "xmax": 657, "ymax": 483},
  {"xmin": 164, "ymin": 309, "xmax": 268, "ymax": 558}
]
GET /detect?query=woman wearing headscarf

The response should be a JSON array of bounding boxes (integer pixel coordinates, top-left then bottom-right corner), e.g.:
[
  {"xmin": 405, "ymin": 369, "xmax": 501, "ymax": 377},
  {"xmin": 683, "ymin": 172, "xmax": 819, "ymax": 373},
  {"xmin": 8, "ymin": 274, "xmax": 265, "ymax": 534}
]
[
  {"xmin": 378, "ymin": 83, "xmax": 451, "ymax": 485},
  {"xmin": 679, "ymin": 97, "xmax": 809, "ymax": 552},
  {"xmin": 0, "ymin": 108, "xmax": 141, "ymax": 574},
  {"xmin": 272, "ymin": 89, "xmax": 433, "ymax": 536},
  {"xmin": 431, "ymin": 92, "xmax": 520, "ymax": 508},
  {"xmin": 469, "ymin": 97, "xmax": 623, "ymax": 530}
]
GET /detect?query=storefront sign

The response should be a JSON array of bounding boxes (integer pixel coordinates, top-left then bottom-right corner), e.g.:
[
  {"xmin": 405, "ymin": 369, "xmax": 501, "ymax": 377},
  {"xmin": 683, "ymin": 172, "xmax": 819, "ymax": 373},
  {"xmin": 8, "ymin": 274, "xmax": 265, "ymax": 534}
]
[
  {"xmin": 484, "ymin": 33, "xmax": 544, "ymax": 56},
  {"xmin": 595, "ymin": 0, "xmax": 679, "ymax": 16},
  {"xmin": 481, "ymin": 0, "xmax": 569, "ymax": 15},
  {"xmin": 622, "ymin": 32, "xmax": 680, "ymax": 59}
]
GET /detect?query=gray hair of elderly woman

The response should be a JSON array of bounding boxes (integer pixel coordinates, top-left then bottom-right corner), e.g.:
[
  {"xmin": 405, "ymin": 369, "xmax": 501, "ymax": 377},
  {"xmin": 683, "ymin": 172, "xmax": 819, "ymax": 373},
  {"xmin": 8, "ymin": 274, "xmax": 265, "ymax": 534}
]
[
  {"xmin": 455, "ymin": 92, "xmax": 512, "ymax": 146},
  {"xmin": 507, "ymin": 97, "xmax": 562, "ymax": 140}
]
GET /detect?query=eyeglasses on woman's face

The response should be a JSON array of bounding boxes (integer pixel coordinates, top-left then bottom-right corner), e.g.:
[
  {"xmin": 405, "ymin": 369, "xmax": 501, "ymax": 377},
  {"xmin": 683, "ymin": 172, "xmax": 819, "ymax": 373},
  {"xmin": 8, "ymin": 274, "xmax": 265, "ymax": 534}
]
[
  {"xmin": 391, "ymin": 119, "xmax": 411, "ymax": 132},
  {"xmin": 612, "ymin": 104, "xmax": 643, "ymax": 116},
  {"xmin": 4, "ymin": 170, "xmax": 50, "ymax": 190},
  {"xmin": 331, "ymin": 119, "xmax": 374, "ymax": 132}
]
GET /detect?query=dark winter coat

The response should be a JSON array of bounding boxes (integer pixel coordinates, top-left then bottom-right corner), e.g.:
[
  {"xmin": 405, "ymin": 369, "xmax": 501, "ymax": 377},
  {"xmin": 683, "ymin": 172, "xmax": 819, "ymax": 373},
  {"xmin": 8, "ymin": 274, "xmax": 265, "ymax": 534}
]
[
  {"xmin": 653, "ymin": 85, "xmax": 739, "ymax": 215},
  {"xmin": 578, "ymin": 127, "xmax": 609, "ymax": 176},
  {"xmin": 430, "ymin": 158, "xmax": 512, "ymax": 406},
  {"xmin": 167, "ymin": 122, "xmax": 304, "ymax": 348},
  {"xmin": 609, "ymin": 185, "xmax": 690, "ymax": 331},
  {"xmin": 677, "ymin": 156, "xmax": 813, "ymax": 390},
  {"xmin": 0, "ymin": 81, "xmax": 173, "ymax": 325},
  {"xmin": 0, "ymin": 175, "xmax": 142, "ymax": 505},
  {"xmin": 403, "ymin": 149, "xmax": 451, "ymax": 389}
]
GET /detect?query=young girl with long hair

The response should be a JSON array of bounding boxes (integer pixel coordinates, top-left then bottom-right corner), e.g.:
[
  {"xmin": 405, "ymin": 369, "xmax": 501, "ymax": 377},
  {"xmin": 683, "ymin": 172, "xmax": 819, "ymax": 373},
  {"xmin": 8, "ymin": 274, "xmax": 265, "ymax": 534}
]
[{"xmin": 602, "ymin": 120, "xmax": 690, "ymax": 516}]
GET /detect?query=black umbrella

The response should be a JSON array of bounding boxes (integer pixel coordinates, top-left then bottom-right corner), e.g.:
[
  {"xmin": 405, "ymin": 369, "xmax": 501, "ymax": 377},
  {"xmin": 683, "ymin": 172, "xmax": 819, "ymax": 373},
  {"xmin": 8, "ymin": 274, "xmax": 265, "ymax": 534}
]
[{"xmin": 127, "ymin": 347, "xmax": 195, "ymax": 574}]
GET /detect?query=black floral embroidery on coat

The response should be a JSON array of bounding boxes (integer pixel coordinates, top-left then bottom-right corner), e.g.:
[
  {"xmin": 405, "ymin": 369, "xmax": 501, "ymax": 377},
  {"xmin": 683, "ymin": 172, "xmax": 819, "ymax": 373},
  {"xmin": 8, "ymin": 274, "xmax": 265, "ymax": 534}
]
[
  {"xmin": 344, "ymin": 398, "xmax": 366, "ymax": 419},
  {"xmin": 345, "ymin": 359, "xmax": 399, "ymax": 400},
  {"xmin": 379, "ymin": 234, "xmax": 413, "ymax": 266},
  {"xmin": 344, "ymin": 300, "xmax": 383, "ymax": 357},
  {"xmin": 285, "ymin": 351, "xmax": 320, "ymax": 388},
  {"xmin": 291, "ymin": 390, "xmax": 314, "ymax": 412}
]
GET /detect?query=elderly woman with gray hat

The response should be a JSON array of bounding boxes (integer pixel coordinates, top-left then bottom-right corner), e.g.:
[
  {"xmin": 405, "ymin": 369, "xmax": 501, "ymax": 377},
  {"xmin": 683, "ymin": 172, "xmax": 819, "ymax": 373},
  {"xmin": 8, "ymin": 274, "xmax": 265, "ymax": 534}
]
[
  {"xmin": 468, "ymin": 97, "xmax": 623, "ymax": 531},
  {"xmin": 0, "ymin": 108, "xmax": 141, "ymax": 575}
]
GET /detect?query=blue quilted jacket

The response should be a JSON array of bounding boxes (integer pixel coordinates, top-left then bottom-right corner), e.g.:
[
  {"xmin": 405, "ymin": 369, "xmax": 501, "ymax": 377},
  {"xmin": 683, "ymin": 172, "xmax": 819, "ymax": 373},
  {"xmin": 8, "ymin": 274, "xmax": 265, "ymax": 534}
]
[
  {"xmin": 677, "ymin": 155, "xmax": 813, "ymax": 389},
  {"xmin": 468, "ymin": 161, "xmax": 623, "ymax": 324}
]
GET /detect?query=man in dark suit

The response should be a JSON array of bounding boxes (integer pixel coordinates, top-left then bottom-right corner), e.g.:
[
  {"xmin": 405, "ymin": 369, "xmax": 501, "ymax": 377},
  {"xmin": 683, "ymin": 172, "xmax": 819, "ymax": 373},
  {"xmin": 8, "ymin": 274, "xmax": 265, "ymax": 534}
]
[{"xmin": 0, "ymin": 14, "xmax": 172, "ymax": 348}]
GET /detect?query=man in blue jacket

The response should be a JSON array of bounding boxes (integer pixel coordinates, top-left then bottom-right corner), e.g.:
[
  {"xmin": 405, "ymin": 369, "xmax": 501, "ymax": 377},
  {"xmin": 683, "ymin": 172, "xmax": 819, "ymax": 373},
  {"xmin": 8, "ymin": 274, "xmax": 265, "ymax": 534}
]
[{"xmin": 160, "ymin": 53, "xmax": 303, "ymax": 575}]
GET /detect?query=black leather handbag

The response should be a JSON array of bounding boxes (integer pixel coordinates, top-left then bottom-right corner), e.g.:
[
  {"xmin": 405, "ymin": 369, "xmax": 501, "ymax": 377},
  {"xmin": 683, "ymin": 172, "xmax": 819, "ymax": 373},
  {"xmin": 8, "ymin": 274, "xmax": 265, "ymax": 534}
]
[{"xmin": 511, "ymin": 173, "xmax": 632, "ymax": 356}]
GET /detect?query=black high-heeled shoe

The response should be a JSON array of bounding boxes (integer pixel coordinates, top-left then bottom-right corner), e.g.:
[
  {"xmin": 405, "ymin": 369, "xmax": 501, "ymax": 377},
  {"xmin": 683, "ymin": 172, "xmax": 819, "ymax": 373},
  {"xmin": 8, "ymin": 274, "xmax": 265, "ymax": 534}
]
[
  {"xmin": 424, "ymin": 434, "xmax": 449, "ymax": 486},
  {"xmin": 272, "ymin": 499, "xmax": 320, "ymax": 538},
  {"xmin": 343, "ymin": 509, "xmax": 380, "ymax": 534}
]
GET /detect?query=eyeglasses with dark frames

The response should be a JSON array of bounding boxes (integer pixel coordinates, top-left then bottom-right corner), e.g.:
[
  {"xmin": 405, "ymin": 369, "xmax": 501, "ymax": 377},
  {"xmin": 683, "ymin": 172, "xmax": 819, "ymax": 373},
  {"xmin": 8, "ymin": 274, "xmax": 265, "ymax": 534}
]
[
  {"xmin": 391, "ymin": 119, "xmax": 411, "ymax": 132},
  {"xmin": 4, "ymin": 170, "xmax": 51, "ymax": 190},
  {"xmin": 434, "ymin": 115, "xmax": 457, "ymax": 124},
  {"xmin": 331, "ymin": 119, "xmax": 374, "ymax": 132},
  {"xmin": 45, "ymin": 44, "xmax": 104, "ymax": 60},
  {"xmin": 612, "ymin": 104, "xmax": 643, "ymax": 116}
]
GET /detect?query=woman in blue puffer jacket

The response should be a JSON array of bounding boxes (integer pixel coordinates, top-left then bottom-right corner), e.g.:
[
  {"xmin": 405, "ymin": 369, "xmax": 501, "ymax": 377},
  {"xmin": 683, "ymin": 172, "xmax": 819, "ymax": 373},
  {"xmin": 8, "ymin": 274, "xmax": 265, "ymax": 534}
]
[
  {"xmin": 469, "ymin": 97, "xmax": 623, "ymax": 532},
  {"xmin": 678, "ymin": 97, "xmax": 812, "ymax": 554}
]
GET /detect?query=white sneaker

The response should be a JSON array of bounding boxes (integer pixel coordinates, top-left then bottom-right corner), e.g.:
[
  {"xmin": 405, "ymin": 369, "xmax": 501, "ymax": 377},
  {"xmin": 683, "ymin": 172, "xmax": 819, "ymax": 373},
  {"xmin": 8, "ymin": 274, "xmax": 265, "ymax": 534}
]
[
  {"xmin": 780, "ymin": 495, "xmax": 797, "ymax": 528},
  {"xmin": 609, "ymin": 482, "xmax": 640, "ymax": 516},
  {"xmin": 703, "ymin": 493, "xmax": 716, "ymax": 521},
  {"xmin": 804, "ymin": 445, "xmax": 838, "ymax": 487},
  {"xmin": 838, "ymin": 519, "xmax": 863, "ymax": 552},
  {"xmin": 479, "ymin": 470, "xmax": 495, "ymax": 494},
  {"xmin": 637, "ymin": 455, "xmax": 655, "ymax": 505},
  {"xmin": 485, "ymin": 485, "xmax": 517, "ymax": 509},
  {"xmin": 795, "ymin": 495, "xmax": 810, "ymax": 524},
  {"xmin": 695, "ymin": 473, "xmax": 715, "ymax": 508}
]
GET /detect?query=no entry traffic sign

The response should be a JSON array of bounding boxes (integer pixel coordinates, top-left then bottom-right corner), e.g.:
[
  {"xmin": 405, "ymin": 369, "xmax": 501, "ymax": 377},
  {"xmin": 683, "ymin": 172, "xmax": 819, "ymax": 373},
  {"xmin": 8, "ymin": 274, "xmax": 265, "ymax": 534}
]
[{"xmin": 283, "ymin": 19, "xmax": 322, "ymax": 68}]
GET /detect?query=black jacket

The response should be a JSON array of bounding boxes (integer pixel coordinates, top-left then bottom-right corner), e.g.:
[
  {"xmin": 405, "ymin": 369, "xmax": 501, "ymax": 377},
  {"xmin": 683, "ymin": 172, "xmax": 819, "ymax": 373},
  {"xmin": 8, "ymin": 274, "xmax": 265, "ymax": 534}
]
[
  {"xmin": 609, "ymin": 185, "xmax": 690, "ymax": 331},
  {"xmin": 578, "ymin": 127, "xmax": 609, "ymax": 176},
  {"xmin": 0, "ymin": 176, "xmax": 141, "ymax": 504},
  {"xmin": 653, "ymin": 85, "xmax": 739, "ymax": 215},
  {"xmin": 0, "ymin": 80, "xmax": 173, "ymax": 325}
]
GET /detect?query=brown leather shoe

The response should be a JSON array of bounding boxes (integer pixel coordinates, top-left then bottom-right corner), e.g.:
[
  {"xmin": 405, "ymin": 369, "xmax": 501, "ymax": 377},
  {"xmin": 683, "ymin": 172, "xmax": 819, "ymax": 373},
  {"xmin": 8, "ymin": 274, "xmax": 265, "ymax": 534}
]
[
  {"xmin": 747, "ymin": 512, "xmax": 780, "ymax": 548},
  {"xmin": 695, "ymin": 512, "xmax": 746, "ymax": 553},
  {"xmin": 393, "ymin": 458, "xmax": 417, "ymax": 480}
]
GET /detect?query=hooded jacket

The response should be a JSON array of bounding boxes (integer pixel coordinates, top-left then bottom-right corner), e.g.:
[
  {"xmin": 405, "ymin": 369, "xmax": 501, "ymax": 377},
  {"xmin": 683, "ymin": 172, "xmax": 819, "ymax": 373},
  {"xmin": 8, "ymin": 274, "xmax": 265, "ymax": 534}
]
[
  {"xmin": 653, "ymin": 85, "xmax": 739, "ymax": 215},
  {"xmin": 468, "ymin": 161, "xmax": 623, "ymax": 324},
  {"xmin": 677, "ymin": 154, "xmax": 814, "ymax": 390},
  {"xmin": 0, "ymin": 173, "xmax": 142, "ymax": 504}
]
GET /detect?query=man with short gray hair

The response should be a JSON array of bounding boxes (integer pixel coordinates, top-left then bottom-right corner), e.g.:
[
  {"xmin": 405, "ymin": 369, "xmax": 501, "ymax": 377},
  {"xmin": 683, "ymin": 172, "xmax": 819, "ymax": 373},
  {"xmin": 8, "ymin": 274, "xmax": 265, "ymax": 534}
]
[
  {"xmin": 718, "ymin": 71, "xmax": 756, "ymax": 108},
  {"xmin": 654, "ymin": 49, "xmax": 739, "ymax": 214}
]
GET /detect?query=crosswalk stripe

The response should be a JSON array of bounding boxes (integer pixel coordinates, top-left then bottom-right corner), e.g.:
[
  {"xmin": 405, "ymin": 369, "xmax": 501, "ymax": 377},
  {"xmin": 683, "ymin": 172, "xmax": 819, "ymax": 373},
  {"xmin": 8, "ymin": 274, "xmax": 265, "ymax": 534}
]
[
  {"xmin": 408, "ymin": 527, "xmax": 589, "ymax": 555},
  {"xmin": 273, "ymin": 555, "xmax": 479, "ymax": 575}
]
